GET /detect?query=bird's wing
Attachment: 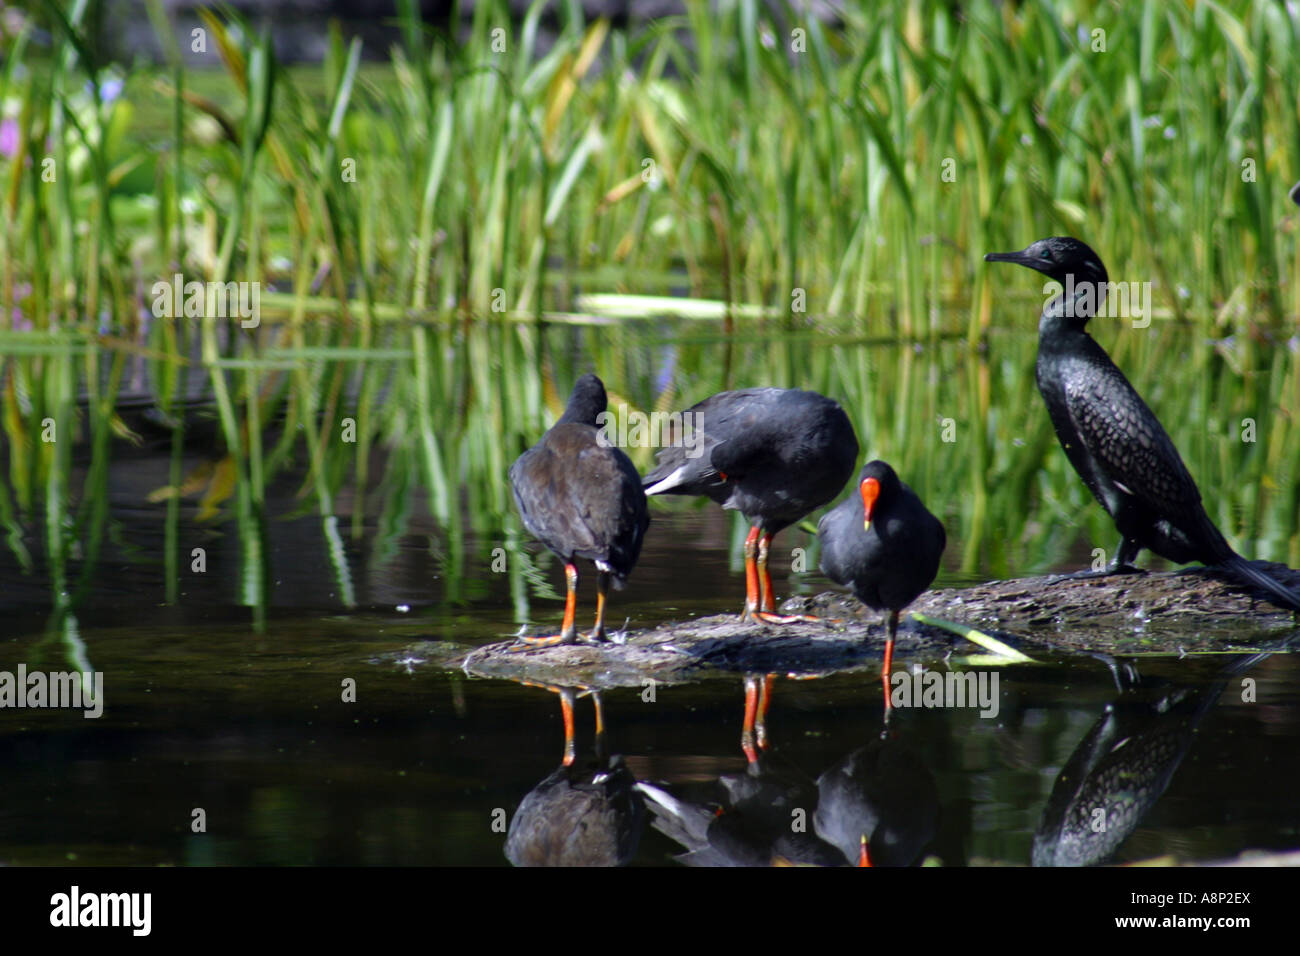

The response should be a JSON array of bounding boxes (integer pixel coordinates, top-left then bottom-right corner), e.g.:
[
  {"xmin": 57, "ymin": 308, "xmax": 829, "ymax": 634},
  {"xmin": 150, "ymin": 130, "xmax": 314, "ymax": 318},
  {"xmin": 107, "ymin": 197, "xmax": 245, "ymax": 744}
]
[
  {"xmin": 816, "ymin": 502, "xmax": 858, "ymax": 586},
  {"xmin": 512, "ymin": 432, "xmax": 647, "ymax": 567},
  {"xmin": 603, "ymin": 446, "xmax": 650, "ymax": 573},
  {"xmin": 510, "ymin": 445, "xmax": 605, "ymax": 559},
  {"xmin": 643, "ymin": 392, "xmax": 769, "ymax": 489},
  {"xmin": 640, "ymin": 392, "xmax": 740, "ymax": 486},
  {"xmin": 706, "ymin": 398, "xmax": 786, "ymax": 476},
  {"xmin": 1060, "ymin": 353, "xmax": 1203, "ymax": 516}
]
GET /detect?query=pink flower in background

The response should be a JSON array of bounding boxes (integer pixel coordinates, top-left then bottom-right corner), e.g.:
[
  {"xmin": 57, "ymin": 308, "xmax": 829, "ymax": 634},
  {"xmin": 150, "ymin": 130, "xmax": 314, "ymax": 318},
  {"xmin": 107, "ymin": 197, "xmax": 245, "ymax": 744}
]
[
  {"xmin": 0, "ymin": 117, "xmax": 17, "ymax": 158},
  {"xmin": 10, "ymin": 282, "xmax": 32, "ymax": 331}
]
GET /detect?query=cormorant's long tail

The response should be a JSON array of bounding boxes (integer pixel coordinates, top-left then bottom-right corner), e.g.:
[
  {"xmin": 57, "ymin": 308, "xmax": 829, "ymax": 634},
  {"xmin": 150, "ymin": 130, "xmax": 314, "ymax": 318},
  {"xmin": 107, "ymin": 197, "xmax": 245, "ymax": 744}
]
[{"xmin": 1220, "ymin": 554, "xmax": 1300, "ymax": 612}]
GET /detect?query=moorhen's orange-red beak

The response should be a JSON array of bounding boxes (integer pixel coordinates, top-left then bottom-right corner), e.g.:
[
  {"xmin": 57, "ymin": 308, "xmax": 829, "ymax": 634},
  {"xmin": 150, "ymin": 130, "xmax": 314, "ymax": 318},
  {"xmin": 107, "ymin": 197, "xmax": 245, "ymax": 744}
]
[{"xmin": 861, "ymin": 477, "xmax": 881, "ymax": 531}]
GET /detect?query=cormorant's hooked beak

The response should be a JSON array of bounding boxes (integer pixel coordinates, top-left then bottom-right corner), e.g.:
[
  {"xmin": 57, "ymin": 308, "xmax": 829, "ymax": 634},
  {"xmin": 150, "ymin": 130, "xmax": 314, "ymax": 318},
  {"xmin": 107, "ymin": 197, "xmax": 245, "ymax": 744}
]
[
  {"xmin": 861, "ymin": 477, "xmax": 880, "ymax": 531},
  {"xmin": 984, "ymin": 248, "xmax": 1052, "ymax": 274}
]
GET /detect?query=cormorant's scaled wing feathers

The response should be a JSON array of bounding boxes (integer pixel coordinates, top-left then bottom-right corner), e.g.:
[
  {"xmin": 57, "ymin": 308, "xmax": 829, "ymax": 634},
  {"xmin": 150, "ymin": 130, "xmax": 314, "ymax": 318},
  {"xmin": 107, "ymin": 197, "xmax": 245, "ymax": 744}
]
[{"xmin": 1060, "ymin": 357, "xmax": 1202, "ymax": 516}]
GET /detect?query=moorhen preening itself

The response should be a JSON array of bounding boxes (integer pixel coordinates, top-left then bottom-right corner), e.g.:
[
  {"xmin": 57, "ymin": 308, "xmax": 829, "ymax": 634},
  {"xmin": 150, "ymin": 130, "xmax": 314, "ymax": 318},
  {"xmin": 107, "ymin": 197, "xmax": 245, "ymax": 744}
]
[
  {"xmin": 985, "ymin": 237, "xmax": 1300, "ymax": 611},
  {"xmin": 636, "ymin": 751, "xmax": 847, "ymax": 867},
  {"xmin": 642, "ymin": 387, "xmax": 859, "ymax": 623},
  {"xmin": 818, "ymin": 460, "xmax": 947, "ymax": 713},
  {"xmin": 509, "ymin": 374, "xmax": 650, "ymax": 647}
]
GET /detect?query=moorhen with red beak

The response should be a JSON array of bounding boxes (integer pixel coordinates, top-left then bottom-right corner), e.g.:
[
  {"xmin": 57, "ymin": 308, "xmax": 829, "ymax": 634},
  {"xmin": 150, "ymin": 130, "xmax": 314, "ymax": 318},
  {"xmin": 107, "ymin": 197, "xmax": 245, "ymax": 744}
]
[{"xmin": 818, "ymin": 460, "xmax": 946, "ymax": 709}]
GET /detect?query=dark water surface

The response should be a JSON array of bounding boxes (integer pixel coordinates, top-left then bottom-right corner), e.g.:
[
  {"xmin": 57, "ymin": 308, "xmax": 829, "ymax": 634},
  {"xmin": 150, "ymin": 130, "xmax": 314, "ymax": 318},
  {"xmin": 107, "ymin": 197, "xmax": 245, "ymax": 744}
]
[
  {"xmin": 2, "ymin": 323, "xmax": 1299, "ymax": 866},
  {"xmin": 2, "ymin": 501, "xmax": 1298, "ymax": 867}
]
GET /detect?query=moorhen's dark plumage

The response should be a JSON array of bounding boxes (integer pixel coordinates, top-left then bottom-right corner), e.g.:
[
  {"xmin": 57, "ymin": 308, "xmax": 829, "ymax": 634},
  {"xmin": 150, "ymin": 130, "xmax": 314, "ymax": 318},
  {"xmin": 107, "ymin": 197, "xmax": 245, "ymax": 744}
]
[
  {"xmin": 504, "ymin": 754, "xmax": 645, "ymax": 867},
  {"xmin": 642, "ymin": 387, "xmax": 859, "ymax": 621},
  {"xmin": 505, "ymin": 681, "xmax": 645, "ymax": 866},
  {"xmin": 637, "ymin": 753, "xmax": 848, "ymax": 867},
  {"xmin": 985, "ymin": 237, "xmax": 1300, "ymax": 611},
  {"xmin": 815, "ymin": 734, "xmax": 940, "ymax": 867},
  {"xmin": 818, "ymin": 461, "xmax": 946, "ymax": 707},
  {"xmin": 510, "ymin": 374, "xmax": 650, "ymax": 645}
]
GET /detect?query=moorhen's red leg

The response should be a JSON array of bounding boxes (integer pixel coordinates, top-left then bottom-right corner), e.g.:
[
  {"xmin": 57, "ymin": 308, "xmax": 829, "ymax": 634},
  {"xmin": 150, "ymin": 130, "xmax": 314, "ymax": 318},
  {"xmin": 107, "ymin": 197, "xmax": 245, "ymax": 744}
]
[
  {"xmin": 757, "ymin": 532, "xmax": 776, "ymax": 612},
  {"xmin": 755, "ymin": 672, "xmax": 776, "ymax": 752},
  {"xmin": 741, "ymin": 674, "xmax": 761, "ymax": 764},
  {"xmin": 559, "ymin": 687, "xmax": 577, "ymax": 766},
  {"xmin": 881, "ymin": 609, "xmax": 898, "ymax": 723},
  {"xmin": 753, "ymin": 532, "xmax": 830, "ymax": 624},
  {"xmin": 585, "ymin": 571, "xmax": 611, "ymax": 643},
  {"xmin": 513, "ymin": 562, "xmax": 580, "ymax": 648},
  {"xmin": 740, "ymin": 526, "xmax": 763, "ymax": 620},
  {"xmin": 592, "ymin": 691, "xmax": 607, "ymax": 760},
  {"xmin": 520, "ymin": 682, "xmax": 591, "ymax": 764}
]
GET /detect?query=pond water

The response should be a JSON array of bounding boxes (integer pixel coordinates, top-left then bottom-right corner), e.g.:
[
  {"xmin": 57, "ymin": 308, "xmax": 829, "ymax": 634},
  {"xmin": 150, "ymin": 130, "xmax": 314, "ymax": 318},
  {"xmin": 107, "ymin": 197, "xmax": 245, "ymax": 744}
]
[{"xmin": 1, "ymin": 324, "xmax": 1298, "ymax": 866}]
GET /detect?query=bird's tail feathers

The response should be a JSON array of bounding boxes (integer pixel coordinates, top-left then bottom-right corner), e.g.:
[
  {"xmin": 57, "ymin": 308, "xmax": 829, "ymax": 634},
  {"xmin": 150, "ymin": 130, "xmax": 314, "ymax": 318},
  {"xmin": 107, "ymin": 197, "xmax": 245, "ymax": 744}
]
[
  {"xmin": 641, "ymin": 456, "xmax": 687, "ymax": 491},
  {"xmin": 635, "ymin": 782, "xmax": 714, "ymax": 848},
  {"xmin": 1222, "ymin": 554, "xmax": 1300, "ymax": 612}
]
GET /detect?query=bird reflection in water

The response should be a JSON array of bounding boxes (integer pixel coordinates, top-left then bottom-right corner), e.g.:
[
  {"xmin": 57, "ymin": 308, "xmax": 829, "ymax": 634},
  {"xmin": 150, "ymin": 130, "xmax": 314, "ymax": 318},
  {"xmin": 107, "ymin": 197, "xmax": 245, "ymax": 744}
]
[
  {"xmin": 1032, "ymin": 650, "xmax": 1276, "ymax": 866},
  {"xmin": 638, "ymin": 748, "xmax": 847, "ymax": 867},
  {"xmin": 815, "ymin": 726, "xmax": 940, "ymax": 868},
  {"xmin": 503, "ymin": 683, "xmax": 645, "ymax": 867},
  {"xmin": 639, "ymin": 681, "xmax": 939, "ymax": 867}
]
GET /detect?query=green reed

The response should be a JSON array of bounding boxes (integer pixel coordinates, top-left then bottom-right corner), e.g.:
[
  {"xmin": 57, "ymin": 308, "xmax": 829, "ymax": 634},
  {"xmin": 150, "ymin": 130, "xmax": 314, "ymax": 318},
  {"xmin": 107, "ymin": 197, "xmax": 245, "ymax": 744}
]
[
  {"xmin": 0, "ymin": 1, "xmax": 1298, "ymax": 626},
  {"xmin": 10, "ymin": 3, "xmax": 1297, "ymax": 328}
]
